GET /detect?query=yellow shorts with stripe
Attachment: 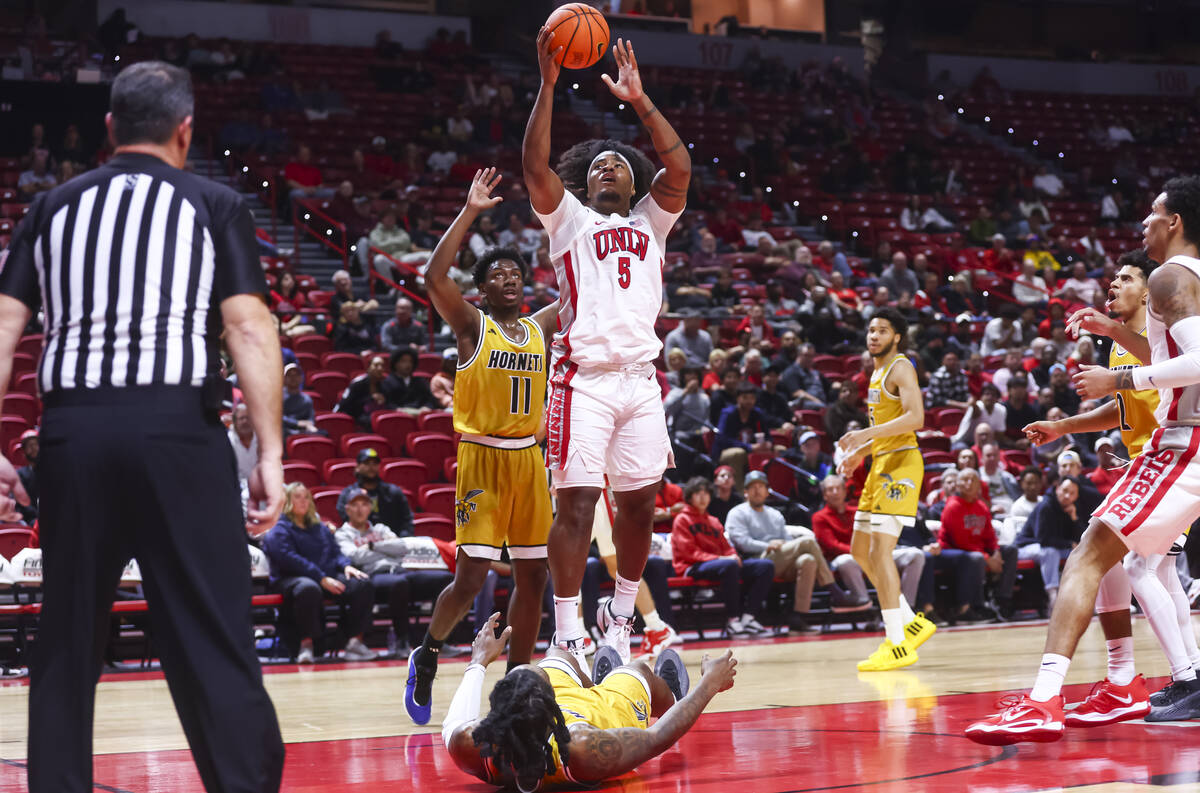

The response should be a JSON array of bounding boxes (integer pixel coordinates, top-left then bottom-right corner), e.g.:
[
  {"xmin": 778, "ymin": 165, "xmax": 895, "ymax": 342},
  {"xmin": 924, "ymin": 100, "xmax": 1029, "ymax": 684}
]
[
  {"xmin": 454, "ymin": 438, "xmax": 552, "ymax": 561},
  {"xmin": 539, "ymin": 657, "xmax": 652, "ymax": 731},
  {"xmin": 856, "ymin": 447, "xmax": 923, "ymax": 533}
]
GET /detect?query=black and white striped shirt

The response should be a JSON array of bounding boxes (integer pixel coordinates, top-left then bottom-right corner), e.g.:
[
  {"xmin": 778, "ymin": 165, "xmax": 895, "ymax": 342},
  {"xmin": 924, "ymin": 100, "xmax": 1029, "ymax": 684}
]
[{"xmin": 0, "ymin": 152, "xmax": 267, "ymax": 394}]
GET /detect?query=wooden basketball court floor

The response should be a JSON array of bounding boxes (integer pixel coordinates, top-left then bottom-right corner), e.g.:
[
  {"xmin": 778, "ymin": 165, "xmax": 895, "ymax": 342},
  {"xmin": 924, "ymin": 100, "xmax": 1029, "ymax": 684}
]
[{"xmin": 3, "ymin": 618, "xmax": 1200, "ymax": 793}]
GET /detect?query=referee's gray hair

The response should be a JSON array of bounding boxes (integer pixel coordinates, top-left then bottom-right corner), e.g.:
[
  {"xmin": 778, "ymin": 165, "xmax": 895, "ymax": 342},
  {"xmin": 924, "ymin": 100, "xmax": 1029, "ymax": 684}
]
[{"xmin": 110, "ymin": 60, "xmax": 194, "ymax": 146}]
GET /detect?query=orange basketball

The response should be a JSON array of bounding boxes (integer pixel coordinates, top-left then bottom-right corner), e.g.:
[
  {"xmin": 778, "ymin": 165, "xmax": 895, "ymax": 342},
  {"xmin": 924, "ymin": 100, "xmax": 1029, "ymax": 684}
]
[{"xmin": 545, "ymin": 3, "xmax": 609, "ymax": 70}]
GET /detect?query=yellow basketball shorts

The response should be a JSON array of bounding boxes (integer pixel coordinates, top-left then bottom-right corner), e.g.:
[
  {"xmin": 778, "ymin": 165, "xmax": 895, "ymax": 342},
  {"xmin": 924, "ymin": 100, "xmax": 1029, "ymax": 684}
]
[
  {"xmin": 857, "ymin": 447, "xmax": 923, "ymax": 531},
  {"xmin": 454, "ymin": 439, "xmax": 552, "ymax": 560},
  {"xmin": 541, "ymin": 660, "xmax": 651, "ymax": 730}
]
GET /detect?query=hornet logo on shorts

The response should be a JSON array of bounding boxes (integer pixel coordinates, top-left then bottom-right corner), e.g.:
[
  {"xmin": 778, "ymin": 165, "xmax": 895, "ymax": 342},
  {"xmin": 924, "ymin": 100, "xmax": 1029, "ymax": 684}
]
[
  {"xmin": 633, "ymin": 700, "xmax": 648, "ymax": 722},
  {"xmin": 880, "ymin": 473, "xmax": 916, "ymax": 503},
  {"xmin": 456, "ymin": 489, "xmax": 485, "ymax": 526}
]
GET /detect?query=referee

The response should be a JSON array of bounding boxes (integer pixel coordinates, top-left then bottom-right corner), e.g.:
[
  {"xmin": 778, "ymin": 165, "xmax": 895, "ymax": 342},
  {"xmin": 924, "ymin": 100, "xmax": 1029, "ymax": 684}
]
[{"xmin": 0, "ymin": 62, "xmax": 286, "ymax": 792}]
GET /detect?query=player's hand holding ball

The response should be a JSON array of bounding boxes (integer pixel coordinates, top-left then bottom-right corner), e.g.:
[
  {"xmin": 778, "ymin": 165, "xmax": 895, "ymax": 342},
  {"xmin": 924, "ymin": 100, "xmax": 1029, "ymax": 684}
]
[{"xmin": 536, "ymin": 25, "xmax": 563, "ymax": 86}]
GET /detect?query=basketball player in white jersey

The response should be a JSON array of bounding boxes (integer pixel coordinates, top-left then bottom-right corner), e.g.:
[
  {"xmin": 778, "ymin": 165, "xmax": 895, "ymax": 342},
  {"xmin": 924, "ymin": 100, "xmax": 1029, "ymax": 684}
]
[
  {"xmin": 1027, "ymin": 249, "xmax": 1200, "ymax": 726},
  {"xmin": 967, "ymin": 176, "xmax": 1200, "ymax": 745},
  {"xmin": 524, "ymin": 31, "xmax": 690, "ymax": 667}
]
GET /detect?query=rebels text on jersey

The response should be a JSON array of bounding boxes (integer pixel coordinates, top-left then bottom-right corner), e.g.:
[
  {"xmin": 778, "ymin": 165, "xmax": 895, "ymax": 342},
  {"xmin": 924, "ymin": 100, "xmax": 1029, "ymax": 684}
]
[{"xmin": 534, "ymin": 190, "xmax": 683, "ymax": 367}]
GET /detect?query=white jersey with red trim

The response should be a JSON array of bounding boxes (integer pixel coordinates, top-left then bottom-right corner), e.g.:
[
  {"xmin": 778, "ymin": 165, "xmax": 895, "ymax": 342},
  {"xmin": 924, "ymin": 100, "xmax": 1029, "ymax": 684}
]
[
  {"xmin": 534, "ymin": 189, "xmax": 682, "ymax": 367},
  {"xmin": 1148, "ymin": 254, "xmax": 1200, "ymax": 427}
]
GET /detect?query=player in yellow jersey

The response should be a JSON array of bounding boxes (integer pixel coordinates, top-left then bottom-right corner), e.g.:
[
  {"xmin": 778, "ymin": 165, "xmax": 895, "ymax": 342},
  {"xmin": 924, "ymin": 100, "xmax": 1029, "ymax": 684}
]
[
  {"xmin": 836, "ymin": 307, "xmax": 935, "ymax": 671},
  {"xmin": 406, "ymin": 169, "xmax": 561, "ymax": 725},
  {"xmin": 443, "ymin": 613, "xmax": 736, "ymax": 792},
  {"xmin": 1022, "ymin": 249, "xmax": 1200, "ymax": 724}
]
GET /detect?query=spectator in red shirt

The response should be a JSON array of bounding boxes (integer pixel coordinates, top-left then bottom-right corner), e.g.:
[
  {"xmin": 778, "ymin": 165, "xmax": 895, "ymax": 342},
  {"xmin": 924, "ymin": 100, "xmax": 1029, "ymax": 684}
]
[
  {"xmin": 670, "ymin": 477, "xmax": 775, "ymax": 637},
  {"xmin": 735, "ymin": 303, "xmax": 777, "ymax": 347},
  {"xmin": 284, "ymin": 143, "xmax": 333, "ymax": 202},
  {"xmin": 706, "ymin": 206, "xmax": 743, "ymax": 251},
  {"xmin": 701, "ymin": 348, "xmax": 729, "ymax": 392},
  {"xmin": 936, "ymin": 468, "xmax": 1018, "ymax": 620},
  {"xmin": 810, "ymin": 474, "xmax": 872, "ymax": 605},
  {"xmin": 363, "ymin": 136, "xmax": 395, "ymax": 179},
  {"xmin": 653, "ymin": 477, "xmax": 685, "ymax": 531},
  {"xmin": 1088, "ymin": 437, "xmax": 1123, "ymax": 495}
]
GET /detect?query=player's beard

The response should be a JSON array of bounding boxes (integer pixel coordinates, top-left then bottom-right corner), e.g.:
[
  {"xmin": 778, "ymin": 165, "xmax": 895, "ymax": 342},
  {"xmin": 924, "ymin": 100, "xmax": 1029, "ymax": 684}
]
[{"xmin": 871, "ymin": 338, "xmax": 899, "ymax": 364}]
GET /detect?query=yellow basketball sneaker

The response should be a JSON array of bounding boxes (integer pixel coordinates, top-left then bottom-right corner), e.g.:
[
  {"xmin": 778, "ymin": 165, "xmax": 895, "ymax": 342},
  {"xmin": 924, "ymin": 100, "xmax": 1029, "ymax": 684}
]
[
  {"xmin": 857, "ymin": 639, "xmax": 918, "ymax": 671},
  {"xmin": 902, "ymin": 612, "xmax": 937, "ymax": 650}
]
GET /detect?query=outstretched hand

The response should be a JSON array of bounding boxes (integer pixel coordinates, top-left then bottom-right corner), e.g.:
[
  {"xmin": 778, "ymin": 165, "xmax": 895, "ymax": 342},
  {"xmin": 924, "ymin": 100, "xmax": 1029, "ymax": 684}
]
[
  {"xmin": 470, "ymin": 612, "xmax": 512, "ymax": 668},
  {"xmin": 466, "ymin": 168, "xmax": 504, "ymax": 214},
  {"xmin": 601, "ymin": 38, "xmax": 644, "ymax": 102},
  {"xmin": 699, "ymin": 650, "xmax": 737, "ymax": 693},
  {"xmin": 536, "ymin": 25, "xmax": 563, "ymax": 86}
]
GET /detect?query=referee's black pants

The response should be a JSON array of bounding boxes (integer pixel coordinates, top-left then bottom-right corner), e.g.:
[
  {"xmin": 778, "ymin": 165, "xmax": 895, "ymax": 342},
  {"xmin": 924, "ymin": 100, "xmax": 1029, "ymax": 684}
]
[{"xmin": 28, "ymin": 387, "xmax": 285, "ymax": 793}]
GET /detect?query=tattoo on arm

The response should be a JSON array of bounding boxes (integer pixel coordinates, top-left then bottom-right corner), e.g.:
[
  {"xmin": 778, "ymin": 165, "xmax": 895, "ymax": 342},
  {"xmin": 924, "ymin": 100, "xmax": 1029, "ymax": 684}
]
[
  {"xmin": 653, "ymin": 181, "xmax": 688, "ymax": 198},
  {"xmin": 1115, "ymin": 370, "xmax": 1134, "ymax": 390},
  {"xmin": 638, "ymin": 104, "xmax": 660, "ymax": 123},
  {"xmin": 1149, "ymin": 265, "xmax": 1200, "ymax": 328},
  {"xmin": 571, "ymin": 728, "xmax": 656, "ymax": 780},
  {"xmin": 656, "ymin": 140, "xmax": 683, "ymax": 156}
]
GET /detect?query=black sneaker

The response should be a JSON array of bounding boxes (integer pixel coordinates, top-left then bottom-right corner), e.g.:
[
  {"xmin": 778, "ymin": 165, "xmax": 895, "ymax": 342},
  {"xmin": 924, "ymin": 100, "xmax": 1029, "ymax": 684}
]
[
  {"xmin": 592, "ymin": 646, "xmax": 622, "ymax": 685},
  {"xmin": 789, "ymin": 612, "xmax": 819, "ymax": 634},
  {"xmin": 1145, "ymin": 678, "xmax": 1200, "ymax": 722},
  {"xmin": 1150, "ymin": 678, "xmax": 1189, "ymax": 708},
  {"xmin": 654, "ymin": 648, "xmax": 690, "ymax": 700}
]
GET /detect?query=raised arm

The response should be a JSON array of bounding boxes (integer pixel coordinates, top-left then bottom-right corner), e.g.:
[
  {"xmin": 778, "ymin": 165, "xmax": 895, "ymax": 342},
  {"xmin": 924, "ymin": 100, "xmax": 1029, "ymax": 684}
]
[
  {"xmin": 427, "ymin": 168, "xmax": 502, "ymax": 346},
  {"xmin": 603, "ymin": 39, "xmax": 691, "ymax": 213},
  {"xmin": 567, "ymin": 651, "xmax": 737, "ymax": 782},
  {"xmin": 523, "ymin": 27, "xmax": 566, "ymax": 215}
]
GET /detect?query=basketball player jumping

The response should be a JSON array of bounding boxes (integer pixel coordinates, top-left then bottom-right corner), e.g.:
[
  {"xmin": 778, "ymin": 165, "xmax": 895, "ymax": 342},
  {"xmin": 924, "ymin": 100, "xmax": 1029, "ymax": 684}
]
[
  {"xmin": 524, "ymin": 30, "xmax": 690, "ymax": 667},
  {"xmin": 836, "ymin": 308, "xmax": 936, "ymax": 671},
  {"xmin": 966, "ymin": 176, "xmax": 1200, "ymax": 744},
  {"xmin": 1023, "ymin": 249, "xmax": 1200, "ymax": 727},
  {"xmin": 405, "ymin": 169, "xmax": 558, "ymax": 725},
  {"xmin": 442, "ymin": 613, "xmax": 736, "ymax": 792}
]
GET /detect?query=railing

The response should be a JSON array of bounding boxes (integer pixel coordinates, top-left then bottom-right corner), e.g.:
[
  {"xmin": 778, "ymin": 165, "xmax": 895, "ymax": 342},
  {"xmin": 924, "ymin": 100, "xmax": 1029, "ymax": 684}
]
[
  {"xmin": 225, "ymin": 150, "xmax": 279, "ymax": 241},
  {"xmin": 292, "ymin": 200, "xmax": 349, "ymax": 271},
  {"xmin": 365, "ymin": 245, "xmax": 436, "ymax": 339}
]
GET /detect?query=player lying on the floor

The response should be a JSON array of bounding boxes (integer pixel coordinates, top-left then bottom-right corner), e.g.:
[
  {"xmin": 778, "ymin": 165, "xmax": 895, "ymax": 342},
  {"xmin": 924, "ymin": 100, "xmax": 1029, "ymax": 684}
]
[{"xmin": 443, "ymin": 613, "xmax": 737, "ymax": 791}]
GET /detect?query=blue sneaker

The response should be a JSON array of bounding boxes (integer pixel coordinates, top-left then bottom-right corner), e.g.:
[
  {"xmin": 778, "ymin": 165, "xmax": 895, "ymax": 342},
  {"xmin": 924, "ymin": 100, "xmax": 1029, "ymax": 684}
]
[
  {"xmin": 654, "ymin": 648, "xmax": 689, "ymax": 699},
  {"xmin": 405, "ymin": 647, "xmax": 436, "ymax": 725},
  {"xmin": 592, "ymin": 646, "xmax": 622, "ymax": 685}
]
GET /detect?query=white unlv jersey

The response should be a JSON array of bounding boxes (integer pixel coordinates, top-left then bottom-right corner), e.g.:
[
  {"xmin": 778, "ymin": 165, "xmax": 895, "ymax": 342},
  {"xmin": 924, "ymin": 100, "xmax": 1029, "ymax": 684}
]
[
  {"xmin": 534, "ymin": 189, "xmax": 682, "ymax": 367},
  {"xmin": 1147, "ymin": 254, "xmax": 1200, "ymax": 426}
]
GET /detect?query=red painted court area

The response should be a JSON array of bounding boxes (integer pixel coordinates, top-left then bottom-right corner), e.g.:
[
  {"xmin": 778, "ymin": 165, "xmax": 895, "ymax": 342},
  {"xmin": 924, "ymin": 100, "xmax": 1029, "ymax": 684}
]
[{"xmin": 5, "ymin": 681, "xmax": 1200, "ymax": 793}]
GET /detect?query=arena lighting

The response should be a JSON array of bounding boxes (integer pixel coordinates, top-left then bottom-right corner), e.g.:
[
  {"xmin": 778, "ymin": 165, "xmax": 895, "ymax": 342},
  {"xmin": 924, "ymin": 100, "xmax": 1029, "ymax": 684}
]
[
  {"xmin": 114, "ymin": 55, "xmax": 120, "ymax": 62},
  {"xmin": 712, "ymin": 157, "xmax": 719, "ymax": 163},
  {"xmin": 851, "ymin": 230, "xmax": 859, "ymax": 237},
  {"xmin": 937, "ymin": 94, "xmax": 944, "ymax": 101},
  {"xmin": 572, "ymin": 83, "xmax": 579, "ymax": 90},
  {"xmin": 738, "ymin": 171, "xmax": 746, "ymax": 178},
  {"xmin": 821, "ymin": 214, "xmax": 828, "ymax": 221},
  {"xmin": 687, "ymin": 142, "xmax": 694, "ymax": 149},
  {"xmin": 1007, "ymin": 128, "xmax": 1014, "ymax": 134},
  {"xmin": 262, "ymin": 181, "xmax": 268, "ymax": 187},
  {"xmin": 619, "ymin": 103, "xmax": 625, "ymax": 110},
  {"xmin": 793, "ymin": 201, "xmax": 799, "ymax": 207},
  {"xmin": 350, "ymin": 245, "xmax": 356, "ymax": 252},
  {"xmin": 242, "ymin": 166, "xmax": 249, "ymax": 172},
  {"xmin": 765, "ymin": 186, "xmax": 772, "ymax": 193},
  {"xmin": 326, "ymin": 229, "xmax": 332, "ymax": 236},
  {"xmin": 983, "ymin": 291, "xmax": 989, "ymax": 297},
  {"xmin": 224, "ymin": 149, "xmax": 231, "ymax": 157},
  {"xmin": 1032, "ymin": 140, "xmax": 1039, "ymax": 146},
  {"xmin": 1112, "ymin": 178, "xmax": 1118, "ymax": 184},
  {"xmin": 956, "ymin": 107, "xmax": 964, "ymax": 114},
  {"xmin": 1058, "ymin": 152, "xmax": 1064, "ymax": 158},
  {"xmin": 304, "ymin": 213, "xmax": 311, "ymax": 220},
  {"xmin": 984, "ymin": 116, "xmax": 991, "ymax": 122}
]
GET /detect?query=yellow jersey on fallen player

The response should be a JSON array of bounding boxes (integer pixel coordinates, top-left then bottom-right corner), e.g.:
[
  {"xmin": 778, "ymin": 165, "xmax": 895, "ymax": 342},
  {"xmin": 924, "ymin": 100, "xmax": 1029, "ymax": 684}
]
[
  {"xmin": 867, "ymin": 353, "xmax": 918, "ymax": 456},
  {"xmin": 454, "ymin": 310, "xmax": 547, "ymax": 438},
  {"xmin": 1109, "ymin": 331, "xmax": 1158, "ymax": 459}
]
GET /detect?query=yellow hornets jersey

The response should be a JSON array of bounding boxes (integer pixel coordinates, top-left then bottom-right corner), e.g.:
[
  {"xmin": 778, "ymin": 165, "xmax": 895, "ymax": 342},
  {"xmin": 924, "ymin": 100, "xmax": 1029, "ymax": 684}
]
[
  {"xmin": 867, "ymin": 354, "xmax": 917, "ymax": 456},
  {"xmin": 454, "ymin": 310, "xmax": 547, "ymax": 438},
  {"xmin": 1109, "ymin": 332, "xmax": 1158, "ymax": 459}
]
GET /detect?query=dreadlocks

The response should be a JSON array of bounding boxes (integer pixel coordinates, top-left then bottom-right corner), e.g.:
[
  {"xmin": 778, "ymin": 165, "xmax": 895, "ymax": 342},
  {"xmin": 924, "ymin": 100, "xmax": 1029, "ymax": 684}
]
[
  {"xmin": 554, "ymin": 138, "xmax": 657, "ymax": 208},
  {"xmin": 472, "ymin": 669, "xmax": 571, "ymax": 792}
]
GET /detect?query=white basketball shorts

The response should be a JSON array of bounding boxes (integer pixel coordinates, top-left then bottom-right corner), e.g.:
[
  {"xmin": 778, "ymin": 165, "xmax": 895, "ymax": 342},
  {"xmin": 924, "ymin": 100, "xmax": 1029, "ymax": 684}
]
[
  {"xmin": 546, "ymin": 361, "xmax": 673, "ymax": 492},
  {"xmin": 1094, "ymin": 425, "xmax": 1200, "ymax": 557}
]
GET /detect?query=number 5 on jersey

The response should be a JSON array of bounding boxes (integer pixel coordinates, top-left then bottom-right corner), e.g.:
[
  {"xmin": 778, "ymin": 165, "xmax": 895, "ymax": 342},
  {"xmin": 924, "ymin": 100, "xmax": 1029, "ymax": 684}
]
[{"xmin": 617, "ymin": 256, "xmax": 631, "ymax": 289}]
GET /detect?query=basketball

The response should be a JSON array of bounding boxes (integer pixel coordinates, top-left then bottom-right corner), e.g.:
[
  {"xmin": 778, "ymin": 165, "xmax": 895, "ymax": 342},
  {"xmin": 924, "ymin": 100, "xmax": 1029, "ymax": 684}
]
[{"xmin": 545, "ymin": 3, "xmax": 609, "ymax": 70}]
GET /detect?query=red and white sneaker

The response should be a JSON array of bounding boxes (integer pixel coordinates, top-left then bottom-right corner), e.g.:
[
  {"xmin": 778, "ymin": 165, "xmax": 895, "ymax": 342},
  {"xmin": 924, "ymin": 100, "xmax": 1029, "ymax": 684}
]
[
  {"xmin": 964, "ymin": 694, "xmax": 1065, "ymax": 746},
  {"xmin": 1064, "ymin": 675, "xmax": 1151, "ymax": 727},
  {"xmin": 637, "ymin": 624, "xmax": 682, "ymax": 658}
]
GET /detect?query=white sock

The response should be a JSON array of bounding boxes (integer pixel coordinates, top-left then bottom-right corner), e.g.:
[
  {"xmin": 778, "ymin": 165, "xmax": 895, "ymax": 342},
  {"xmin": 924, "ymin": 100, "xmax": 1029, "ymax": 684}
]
[
  {"xmin": 553, "ymin": 595, "xmax": 584, "ymax": 642},
  {"xmin": 1132, "ymin": 561, "xmax": 1194, "ymax": 680},
  {"xmin": 612, "ymin": 574, "xmax": 639, "ymax": 621},
  {"xmin": 881, "ymin": 608, "xmax": 904, "ymax": 645},
  {"xmin": 897, "ymin": 594, "xmax": 916, "ymax": 624},
  {"xmin": 642, "ymin": 609, "xmax": 667, "ymax": 632},
  {"xmin": 1105, "ymin": 637, "xmax": 1136, "ymax": 686},
  {"xmin": 1158, "ymin": 557, "xmax": 1200, "ymax": 668},
  {"xmin": 1030, "ymin": 653, "xmax": 1071, "ymax": 702}
]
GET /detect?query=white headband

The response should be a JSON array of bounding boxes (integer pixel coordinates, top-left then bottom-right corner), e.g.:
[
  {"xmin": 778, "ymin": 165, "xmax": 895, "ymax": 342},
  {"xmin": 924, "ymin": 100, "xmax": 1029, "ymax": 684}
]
[{"xmin": 590, "ymin": 150, "xmax": 634, "ymax": 190}]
